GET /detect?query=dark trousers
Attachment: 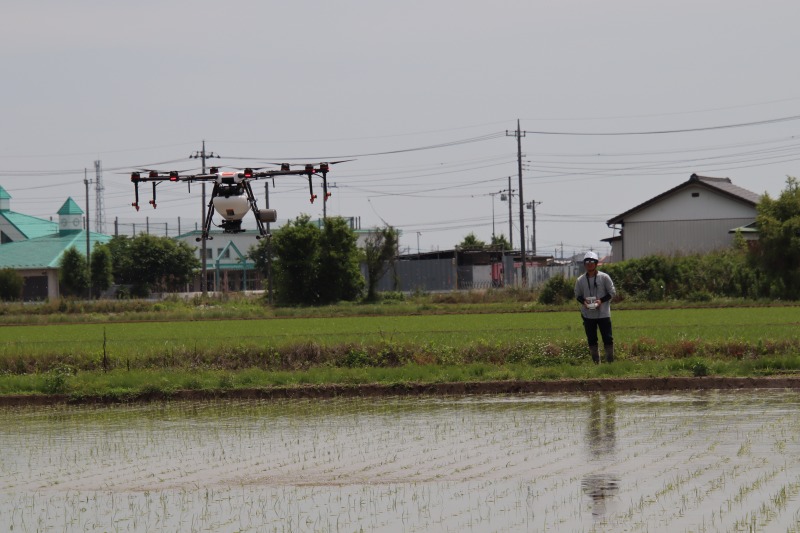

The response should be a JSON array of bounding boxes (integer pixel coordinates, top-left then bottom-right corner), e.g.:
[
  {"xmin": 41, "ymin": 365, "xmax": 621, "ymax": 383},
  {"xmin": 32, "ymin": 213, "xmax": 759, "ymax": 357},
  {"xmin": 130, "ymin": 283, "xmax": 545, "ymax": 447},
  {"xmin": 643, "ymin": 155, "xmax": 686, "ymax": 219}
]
[{"xmin": 583, "ymin": 317, "xmax": 613, "ymax": 347}]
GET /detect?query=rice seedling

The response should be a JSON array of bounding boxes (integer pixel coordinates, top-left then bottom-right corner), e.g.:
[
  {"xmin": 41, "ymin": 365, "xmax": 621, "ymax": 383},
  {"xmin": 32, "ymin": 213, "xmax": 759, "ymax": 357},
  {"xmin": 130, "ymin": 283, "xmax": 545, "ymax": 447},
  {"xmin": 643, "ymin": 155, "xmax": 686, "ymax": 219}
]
[{"xmin": 1, "ymin": 390, "xmax": 800, "ymax": 531}]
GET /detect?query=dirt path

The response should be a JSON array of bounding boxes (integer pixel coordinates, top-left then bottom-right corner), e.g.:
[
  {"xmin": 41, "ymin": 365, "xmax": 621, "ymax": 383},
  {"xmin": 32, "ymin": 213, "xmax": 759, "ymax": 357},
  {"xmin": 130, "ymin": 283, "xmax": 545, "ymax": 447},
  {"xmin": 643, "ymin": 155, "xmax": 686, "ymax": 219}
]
[{"xmin": 3, "ymin": 376, "xmax": 800, "ymax": 406}]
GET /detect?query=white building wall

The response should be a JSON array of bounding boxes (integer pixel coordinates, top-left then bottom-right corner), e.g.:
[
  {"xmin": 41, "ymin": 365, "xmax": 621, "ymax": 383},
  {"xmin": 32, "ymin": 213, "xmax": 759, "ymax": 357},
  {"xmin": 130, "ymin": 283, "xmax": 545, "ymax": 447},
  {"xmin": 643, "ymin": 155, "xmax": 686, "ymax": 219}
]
[
  {"xmin": 622, "ymin": 218, "xmax": 755, "ymax": 259},
  {"xmin": 0, "ymin": 221, "xmax": 25, "ymax": 242},
  {"xmin": 626, "ymin": 185, "xmax": 755, "ymax": 222}
]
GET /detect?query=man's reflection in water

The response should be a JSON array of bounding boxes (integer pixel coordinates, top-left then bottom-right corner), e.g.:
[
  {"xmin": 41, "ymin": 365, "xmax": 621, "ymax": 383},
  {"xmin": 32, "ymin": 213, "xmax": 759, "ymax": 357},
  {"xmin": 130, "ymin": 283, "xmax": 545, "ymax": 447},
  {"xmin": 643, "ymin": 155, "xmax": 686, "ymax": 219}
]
[{"xmin": 581, "ymin": 393, "xmax": 620, "ymax": 518}]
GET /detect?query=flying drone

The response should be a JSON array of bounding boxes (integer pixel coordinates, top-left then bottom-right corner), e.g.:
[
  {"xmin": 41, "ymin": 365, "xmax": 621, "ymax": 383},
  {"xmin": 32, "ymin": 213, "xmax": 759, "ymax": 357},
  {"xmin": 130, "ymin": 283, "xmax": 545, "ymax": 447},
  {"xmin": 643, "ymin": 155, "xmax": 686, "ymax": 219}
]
[{"xmin": 129, "ymin": 161, "xmax": 346, "ymax": 242}]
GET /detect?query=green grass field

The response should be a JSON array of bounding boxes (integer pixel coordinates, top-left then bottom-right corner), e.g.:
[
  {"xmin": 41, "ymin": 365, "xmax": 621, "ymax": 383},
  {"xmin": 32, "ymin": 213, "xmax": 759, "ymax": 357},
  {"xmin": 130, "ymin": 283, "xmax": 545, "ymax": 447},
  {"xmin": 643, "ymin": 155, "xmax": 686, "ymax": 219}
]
[
  {"xmin": 1, "ymin": 303, "xmax": 799, "ymax": 399},
  {"xmin": 1, "ymin": 307, "xmax": 797, "ymax": 356}
]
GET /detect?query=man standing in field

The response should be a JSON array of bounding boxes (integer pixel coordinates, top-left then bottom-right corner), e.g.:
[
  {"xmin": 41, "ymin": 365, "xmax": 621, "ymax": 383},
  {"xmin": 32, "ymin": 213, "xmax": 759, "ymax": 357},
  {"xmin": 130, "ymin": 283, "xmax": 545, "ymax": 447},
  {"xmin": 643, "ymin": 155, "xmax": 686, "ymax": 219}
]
[{"xmin": 575, "ymin": 251, "xmax": 616, "ymax": 364}]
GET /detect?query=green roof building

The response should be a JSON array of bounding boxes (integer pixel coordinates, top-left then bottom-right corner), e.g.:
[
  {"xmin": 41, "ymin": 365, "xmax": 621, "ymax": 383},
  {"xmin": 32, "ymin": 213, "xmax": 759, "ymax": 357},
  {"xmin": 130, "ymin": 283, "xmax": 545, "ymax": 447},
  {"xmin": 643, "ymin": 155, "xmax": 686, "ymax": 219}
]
[
  {"xmin": 0, "ymin": 191, "xmax": 111, "ymax": 300},
  {"xmin": 0, "ymin": 185, "xmax": 59, "ymax": 243}
]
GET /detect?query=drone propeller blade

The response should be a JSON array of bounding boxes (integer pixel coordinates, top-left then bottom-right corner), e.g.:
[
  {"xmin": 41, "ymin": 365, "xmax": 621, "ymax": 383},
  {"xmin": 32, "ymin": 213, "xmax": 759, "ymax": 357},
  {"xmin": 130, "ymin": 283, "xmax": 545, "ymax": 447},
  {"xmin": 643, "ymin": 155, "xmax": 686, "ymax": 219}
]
[{"xmin": 134, "ymin": 168, "xmax": 194, "ymax": 174}]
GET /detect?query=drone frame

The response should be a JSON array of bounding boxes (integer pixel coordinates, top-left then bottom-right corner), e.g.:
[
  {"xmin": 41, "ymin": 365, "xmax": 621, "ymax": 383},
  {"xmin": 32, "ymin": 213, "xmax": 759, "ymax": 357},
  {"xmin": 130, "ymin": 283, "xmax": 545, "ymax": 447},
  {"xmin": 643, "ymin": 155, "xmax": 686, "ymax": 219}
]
[{"xmin": 130, "ymin": 162, "xmax": 337, "ymax": 242}]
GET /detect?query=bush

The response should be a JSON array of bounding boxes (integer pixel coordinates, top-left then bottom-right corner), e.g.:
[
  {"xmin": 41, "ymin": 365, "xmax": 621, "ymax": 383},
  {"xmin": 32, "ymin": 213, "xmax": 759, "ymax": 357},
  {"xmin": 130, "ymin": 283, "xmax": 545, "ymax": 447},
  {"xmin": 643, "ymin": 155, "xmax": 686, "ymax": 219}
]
[
  {"xmin": 0, "ymin": 269, "xmax": 24, "ymax": 301},
  {"xmin": 603, "ymin": 249, "xmax": 772, "ymax": 301},
  {"xmin": 537, "ymin": 275, "xmax": 575, "ymax": 305},
  {"xmin": 42, "ymin": 364, "xmax": 74, "ymax": 394},
  {"xmin": 687, "ymin": 290, "xmax": 713, "ymax": 303}
]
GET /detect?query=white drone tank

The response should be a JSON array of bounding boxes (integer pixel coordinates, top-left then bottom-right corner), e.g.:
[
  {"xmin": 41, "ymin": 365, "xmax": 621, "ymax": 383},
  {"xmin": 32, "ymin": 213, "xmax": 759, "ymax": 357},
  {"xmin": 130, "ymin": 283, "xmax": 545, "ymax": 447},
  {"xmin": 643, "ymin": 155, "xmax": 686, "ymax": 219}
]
[{"xmin": 213, "ymin": 195, "xmax": 249, "ymax": 220}]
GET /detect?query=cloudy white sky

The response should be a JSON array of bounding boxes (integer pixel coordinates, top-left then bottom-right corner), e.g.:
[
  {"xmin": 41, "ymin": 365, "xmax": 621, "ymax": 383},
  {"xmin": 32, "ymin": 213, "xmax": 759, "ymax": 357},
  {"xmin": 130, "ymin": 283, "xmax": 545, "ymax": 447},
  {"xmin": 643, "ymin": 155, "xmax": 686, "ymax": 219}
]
[{"xmin": 2, "ymin": 0, "xmax": 799, "ymax": 258}]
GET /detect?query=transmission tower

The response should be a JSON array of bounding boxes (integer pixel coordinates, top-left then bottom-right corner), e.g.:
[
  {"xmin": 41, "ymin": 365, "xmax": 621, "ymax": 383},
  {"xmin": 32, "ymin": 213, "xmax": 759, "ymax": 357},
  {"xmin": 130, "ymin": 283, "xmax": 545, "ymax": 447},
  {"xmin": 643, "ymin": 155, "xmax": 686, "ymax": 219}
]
[{"xmin": 94, "ymin": 160, "xmax": 106, "ymax": 234}]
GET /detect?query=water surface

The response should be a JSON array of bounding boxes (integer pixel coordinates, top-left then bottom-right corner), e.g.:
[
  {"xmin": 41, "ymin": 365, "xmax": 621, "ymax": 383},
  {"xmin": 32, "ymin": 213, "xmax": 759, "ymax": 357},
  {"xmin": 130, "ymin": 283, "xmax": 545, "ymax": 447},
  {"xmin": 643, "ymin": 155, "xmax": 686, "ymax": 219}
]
[{"xmin": 2, "ymin": 390, "xmax": 799, "ymax": 531}]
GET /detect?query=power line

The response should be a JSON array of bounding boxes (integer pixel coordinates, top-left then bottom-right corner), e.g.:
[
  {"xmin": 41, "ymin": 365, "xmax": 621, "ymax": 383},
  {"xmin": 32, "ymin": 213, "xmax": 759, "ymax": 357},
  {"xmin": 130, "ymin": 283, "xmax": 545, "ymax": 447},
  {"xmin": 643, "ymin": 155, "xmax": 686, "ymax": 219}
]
[
  {"xmin": 222, "ymin": 132, "xmax": 507, "ymax": 161},
  {"xmin": 521, "ymin": 114, "xmax": 800, "ymax": 136}
]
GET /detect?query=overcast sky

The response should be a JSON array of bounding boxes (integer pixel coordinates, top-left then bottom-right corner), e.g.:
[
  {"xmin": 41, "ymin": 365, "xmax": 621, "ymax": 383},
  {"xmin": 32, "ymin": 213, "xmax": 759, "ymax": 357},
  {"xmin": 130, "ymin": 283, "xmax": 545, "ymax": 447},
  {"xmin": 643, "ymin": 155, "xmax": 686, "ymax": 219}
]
[{"xmin": 3, "ymin": 0, "xmax": 799, "ymax": 258}]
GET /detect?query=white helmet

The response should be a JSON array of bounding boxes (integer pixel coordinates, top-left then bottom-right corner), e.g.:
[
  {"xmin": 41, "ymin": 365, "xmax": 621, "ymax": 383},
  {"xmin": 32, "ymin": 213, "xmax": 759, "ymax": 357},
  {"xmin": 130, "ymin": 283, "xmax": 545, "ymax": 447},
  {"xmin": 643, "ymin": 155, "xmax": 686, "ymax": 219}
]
[{"xmin": 583, "ymin": 251, "xmax": 599, "ymax": 262}]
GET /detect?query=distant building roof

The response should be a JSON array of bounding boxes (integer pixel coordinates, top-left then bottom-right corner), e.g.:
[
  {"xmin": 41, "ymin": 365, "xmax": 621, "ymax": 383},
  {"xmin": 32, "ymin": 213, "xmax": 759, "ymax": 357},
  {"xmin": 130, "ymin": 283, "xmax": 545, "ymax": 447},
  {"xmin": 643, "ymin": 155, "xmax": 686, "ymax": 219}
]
[
  {"xmin": 607, "ymin": 174, "xmax": 760, "ymax": 226},
  {"xmin": 0, "ymin": 231, "xmax": 111, "ymax": 269},
  {"xmin": 0, "ymin": 186, "xmax": 59, "ymax": 241},
  {"xmin": 1, "ymin": 211, "xmax": 59, "ymax": 241},
  {"xmin": 57, "ymin": 197, "xmax": 84, "ymax": 216}
]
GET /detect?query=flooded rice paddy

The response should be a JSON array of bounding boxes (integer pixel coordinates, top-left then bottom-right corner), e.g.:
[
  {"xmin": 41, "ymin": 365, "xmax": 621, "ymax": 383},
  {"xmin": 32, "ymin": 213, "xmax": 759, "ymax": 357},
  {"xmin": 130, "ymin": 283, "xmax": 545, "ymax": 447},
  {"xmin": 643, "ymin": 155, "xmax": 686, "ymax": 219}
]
[{"xmin": 2, "ymin": 390, "xmax": 800, "ymax": 532}]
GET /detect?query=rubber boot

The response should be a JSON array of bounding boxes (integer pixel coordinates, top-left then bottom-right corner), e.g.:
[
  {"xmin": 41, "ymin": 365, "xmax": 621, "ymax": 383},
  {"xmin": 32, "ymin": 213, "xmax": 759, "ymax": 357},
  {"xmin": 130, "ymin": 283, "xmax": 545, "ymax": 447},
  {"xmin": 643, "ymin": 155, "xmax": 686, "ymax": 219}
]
[
  {"xmin": 589, "ymin": 345, "xmax": 600, "ymax": 364},
  {"xmin": 604, "ymin": 344, "xmax": 614, "ymax": 363}
]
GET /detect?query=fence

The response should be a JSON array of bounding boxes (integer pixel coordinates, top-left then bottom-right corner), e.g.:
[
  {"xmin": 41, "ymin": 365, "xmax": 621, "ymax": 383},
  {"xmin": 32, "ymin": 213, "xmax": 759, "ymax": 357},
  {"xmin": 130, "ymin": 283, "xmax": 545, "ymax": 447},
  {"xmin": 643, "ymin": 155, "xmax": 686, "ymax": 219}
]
[
  {"xmin": 364, "ymin": 259, "xmax": 581, "ymax": 293},
  {"xmin": 109, "ymin": 217, "xmax": 202, "ymax": 238}
]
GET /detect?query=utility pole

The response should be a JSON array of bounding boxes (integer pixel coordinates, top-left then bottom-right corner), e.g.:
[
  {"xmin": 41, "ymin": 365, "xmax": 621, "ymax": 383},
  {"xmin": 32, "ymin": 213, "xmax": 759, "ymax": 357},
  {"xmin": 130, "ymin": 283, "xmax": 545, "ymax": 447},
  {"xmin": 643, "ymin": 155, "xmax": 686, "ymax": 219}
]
[
  {"xmin": 506, "ymin": 177, "xmax": 513, "ymax": 249},
  {"xmin": 84, "ymin": 170, "xmax": 93, "ymax": 297},
  {"xmin": 265, "ymin": 182, "xmax": 274, "ymax": 305},
  {"xmin": 189, "ymin": 140, "xmax": 220, "ymax": 295},
  {"xmin": 527, "ymin": 200, "xmax": 542, "ymax": 256},
  {"xmin": 490, "ymin": 188, "xmax": 515, "ymax": 245},
  {"xmin": 506, "ymin": 120, "xmax": 526, "ymax": 285}
]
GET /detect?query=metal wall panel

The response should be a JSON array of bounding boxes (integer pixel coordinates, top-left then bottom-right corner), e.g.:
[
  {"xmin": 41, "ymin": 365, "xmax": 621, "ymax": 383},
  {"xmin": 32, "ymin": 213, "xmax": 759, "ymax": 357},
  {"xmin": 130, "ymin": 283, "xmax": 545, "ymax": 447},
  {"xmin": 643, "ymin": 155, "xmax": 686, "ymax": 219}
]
[
  {"xmin": 364, "ymin": 258, "xmax": 457, "ymax": 292},
  {"xmin": 621, "ymin": 218, "xmax": 753, "ymax": 259},
  {"xmin": 363, "ymin": 259, "xmax": 581, "ymax": 293}
]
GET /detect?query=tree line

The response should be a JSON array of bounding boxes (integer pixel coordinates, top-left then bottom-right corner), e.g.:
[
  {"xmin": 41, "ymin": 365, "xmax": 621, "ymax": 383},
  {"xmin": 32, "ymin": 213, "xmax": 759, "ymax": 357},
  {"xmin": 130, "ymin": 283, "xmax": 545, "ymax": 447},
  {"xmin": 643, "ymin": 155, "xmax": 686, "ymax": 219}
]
[
  {"xmin": 0, "ymin": 177, "xmax": 798, "ymax": 303},
  {"xmin": 0, "ymin": 216, "xmax": 399, "ymax": 303},
  {"xmin": 0, "ymin": 234, "xmax": 200, "ymax": 300}
]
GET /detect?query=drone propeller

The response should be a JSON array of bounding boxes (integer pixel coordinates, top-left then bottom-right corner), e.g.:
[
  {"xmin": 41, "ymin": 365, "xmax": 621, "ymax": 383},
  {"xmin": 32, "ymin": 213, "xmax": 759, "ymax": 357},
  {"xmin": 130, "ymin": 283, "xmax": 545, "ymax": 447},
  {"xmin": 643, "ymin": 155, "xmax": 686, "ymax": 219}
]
[
  {"xmin": 264, "ymin": 161, "xmax": 351, "ymax": 202},
  {"xmin": 259, "ymin": 159, "xmax": 353, "ymax": 169},
  {"xmin": 133, "ymin": 168, "xmax": 195, "ymax": 175}
]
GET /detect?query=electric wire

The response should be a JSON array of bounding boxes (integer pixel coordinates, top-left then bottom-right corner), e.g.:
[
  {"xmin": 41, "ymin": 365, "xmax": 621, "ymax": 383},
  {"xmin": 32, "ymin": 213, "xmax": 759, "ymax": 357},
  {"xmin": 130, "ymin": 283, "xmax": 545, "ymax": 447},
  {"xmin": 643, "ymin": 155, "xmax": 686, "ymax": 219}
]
[{"xmin": 522, "ymin": 114, "xmax": 800, "ymax": 136}]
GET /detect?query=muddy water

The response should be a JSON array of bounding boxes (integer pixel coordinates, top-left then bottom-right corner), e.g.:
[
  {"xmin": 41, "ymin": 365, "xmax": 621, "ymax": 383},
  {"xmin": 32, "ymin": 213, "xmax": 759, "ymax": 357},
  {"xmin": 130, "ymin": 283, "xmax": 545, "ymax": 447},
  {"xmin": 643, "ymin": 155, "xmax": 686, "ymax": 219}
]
[{"xmin": 1, "ymin": 390, "xmax": 800, "ymax": 532}]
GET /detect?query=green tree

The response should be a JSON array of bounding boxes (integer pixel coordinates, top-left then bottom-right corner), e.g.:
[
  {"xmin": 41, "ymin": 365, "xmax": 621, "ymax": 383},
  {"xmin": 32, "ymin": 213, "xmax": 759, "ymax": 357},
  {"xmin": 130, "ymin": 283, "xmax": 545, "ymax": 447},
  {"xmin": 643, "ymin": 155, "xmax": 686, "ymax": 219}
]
[
  {"xmin": 59, "ymin": 247, "xmax": 89, "ymax": 297},
  {"xmin": 318, "ymin": 217, "xmax": 365, "ymax": 304},
  {"xmin": 89, "ymin": 244, "xmax": 114, "ymax": 297},
  {"xmin": 751, "ymin": 177, "xmax": 800, "ymax": 298},
  {"xmin": 106, "ymin": 236, "xmax": 133, "ymax": 286},
  {"xmin": 363, "ymin": 225, "xmax": 399, "ymax": 301},
  {"xmin": 250, "ymin": 215, "xmax": 365, "ymax": 305},
  {"xmin": 459, "ymin": 232, "xmax": 485, "ymax": 249},
  {"xmin": 0, "ymin": 268, "xmax": 24, "ymax": 301},
  {"xmin": 107, "ymin": 234, "xmax": 199, "ymax": 297},
  {"xmin": 490, "ymin": 233, "xmax": 511, "ymax": 250},
  {"xmin": 270, "ymin": 215, "xmax": 321, "ymax": 305}
]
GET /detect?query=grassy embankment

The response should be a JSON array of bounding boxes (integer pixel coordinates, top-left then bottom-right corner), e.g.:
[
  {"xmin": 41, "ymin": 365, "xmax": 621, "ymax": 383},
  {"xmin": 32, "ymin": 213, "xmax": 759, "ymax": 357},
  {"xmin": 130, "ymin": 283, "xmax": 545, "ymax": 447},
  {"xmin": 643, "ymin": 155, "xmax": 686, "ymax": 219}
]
[{"xmin": 1, "ymin": 294, "xmax": 799, "ymax": 400}]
